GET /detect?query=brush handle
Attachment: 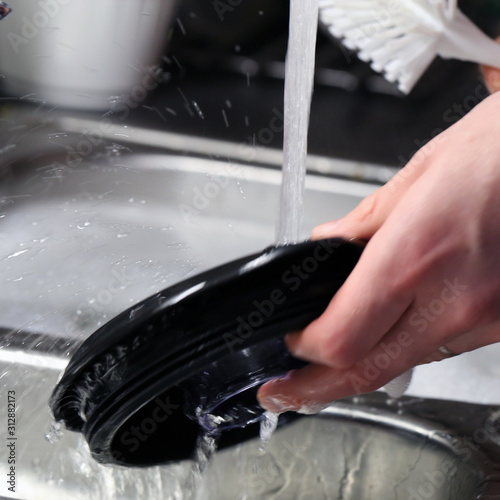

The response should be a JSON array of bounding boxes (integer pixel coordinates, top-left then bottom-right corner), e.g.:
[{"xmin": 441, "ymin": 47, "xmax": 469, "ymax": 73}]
[{"xmin": 439, "ymin": 9, "xmax": 500, "ymax": 69}]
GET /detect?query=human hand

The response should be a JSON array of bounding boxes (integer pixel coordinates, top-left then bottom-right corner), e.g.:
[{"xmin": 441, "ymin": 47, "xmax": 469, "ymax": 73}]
[
  {"xmin": 481, "ymin": 36, "xmax": 500, "ymax": 93},
  {"xmin": 257, "ymin": 92, "xmax": 500, "ymax": 414}
]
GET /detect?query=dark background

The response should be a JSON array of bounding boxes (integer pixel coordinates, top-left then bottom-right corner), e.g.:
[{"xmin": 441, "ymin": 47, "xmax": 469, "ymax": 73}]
[
  {"xmin": 154, "ymin": 0, "xmax": 500, "ymax": 166},
  {"xmin": 3, "ymin": 0, "xmax": 500, "ymax": 167}
]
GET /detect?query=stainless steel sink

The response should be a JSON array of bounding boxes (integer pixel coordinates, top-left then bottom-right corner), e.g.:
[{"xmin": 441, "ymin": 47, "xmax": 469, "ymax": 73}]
[
  {"xmin": 203, "ymin": 396, "xmax": 500, "ymax": 500},
  {"xmin": 1, "ymin": 110, "xmax": 499, "ymax": 499},
  {"xmin": 2, "ymin": 352, "xmax": 500, "ymax": 499},
  {"xmin": 0, "ymin": 110, "xmax": 385, "ymax": 344}
]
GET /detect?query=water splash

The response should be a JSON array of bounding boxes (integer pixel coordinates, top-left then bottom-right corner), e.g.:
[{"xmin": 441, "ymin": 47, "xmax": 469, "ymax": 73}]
[
  {"xmin": 183, "ymin": 432, "xmax": 219, "ymax": 500},
  {"xmin": 0, "ymin": 1, "xmax": 11, "ymax": 20},
  {"xmin": 259, "ymin": 411, "xmax": 279, "ymax": 452},
  {"xmin": 45, "ymin": 421, "xmax": 64, "ymax": 444}
]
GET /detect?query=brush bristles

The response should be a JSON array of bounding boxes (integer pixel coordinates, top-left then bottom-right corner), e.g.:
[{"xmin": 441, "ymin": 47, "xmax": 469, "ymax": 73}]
[{"xmin": 319, "ymin": 0, "xmax": 445, "ymax": 92}]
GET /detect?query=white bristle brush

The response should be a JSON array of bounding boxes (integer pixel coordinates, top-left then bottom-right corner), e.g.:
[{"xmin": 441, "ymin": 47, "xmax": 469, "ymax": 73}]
[{"xmin": 319, "ymin": 0, "xmax": 500, "ymax": 93}]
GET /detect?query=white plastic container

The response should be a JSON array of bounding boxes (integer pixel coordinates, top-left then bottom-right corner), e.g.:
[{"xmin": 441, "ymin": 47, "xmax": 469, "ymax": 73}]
[{"xmin": 0, "ymin": 0, "xmax": 177, "ymax": 109}]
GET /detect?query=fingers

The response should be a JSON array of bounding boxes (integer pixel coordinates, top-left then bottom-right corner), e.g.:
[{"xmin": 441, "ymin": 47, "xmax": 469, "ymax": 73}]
[
  {"xmin": 257, "ymin": 365, "xmax": 356, "ymax": 414},
  {"xmin": 419, "ymin": 320, "xmax": 500, "ymax": 364},
  {"xmin": 258, "ymin": 319, "xmax": 432, "ymax": 414},
  {"xmin": 419, "ymin": 349, "xmax": 458, "ymax": 365},
  {"xmin": 480, "ymin": 36, "xmax": 500, "ymax": 93},
  {"xmin": 287, "ymin": 223, "xmax": 416, "ymax": 369},
  {"xmin": 311, "ymin": 185, "xmax": 398, "ymax": 241},
  {"xmin": 258, "ymin": 310, "xmax": 500, "ymax": 413},
  {"xmin": 303, "ymin": 130, "xmax": 456, "ymax": 370},
  {"xmin": 285, "ymin": 278, "xmax": 413, "ymax": 369},
  {"xmin": 311, "ymin": 157, "xmax": 430, "ymax": 241},
  {"xmin": 266, "ymin": 89, "xmax": 500, "ymax": 416},
  {"xmin": 481, "ymin": 64, "xmax": 500, "ymax": 94},
  {"xmin": 438, "ymin": 320, "xmax": 500, "ymax": 355}
]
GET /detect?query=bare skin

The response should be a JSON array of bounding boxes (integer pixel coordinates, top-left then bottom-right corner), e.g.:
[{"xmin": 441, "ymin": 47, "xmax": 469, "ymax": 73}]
[{"xmin": 257, "ymin": 67, "xmax": 500, "ymax": 415}]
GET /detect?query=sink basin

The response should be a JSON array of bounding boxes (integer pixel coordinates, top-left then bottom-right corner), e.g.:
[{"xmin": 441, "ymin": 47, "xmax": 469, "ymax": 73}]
[
  {"xmin": 1, "ymin": 110, "xmax": 500, "ymax": 499},
  {"xmin": 202, "ymin": 396, "xmax": 500, "ymax": 500},
  {"xmin": 0, "ymin": 110, "xmax": 383, "ymax": 342},
  {"xmin": 2, "ymin": 352, "xmax": 500, "ymax": 499}
]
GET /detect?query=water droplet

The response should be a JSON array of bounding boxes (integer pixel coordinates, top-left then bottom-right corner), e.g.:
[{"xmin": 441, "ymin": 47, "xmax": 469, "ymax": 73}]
[
  {"xmin": 222, "ymin": 109, "xmax": 229, "ymax": 127},
  {"xmin": 45, "ymin": 421, "xmax": 64, "ymax": 444},
  {"xmin": 7, "ymin": 249, "xmax": 28, "ymax": 259},
  {"xmin": 176, "ymin": 17, "xmax": 186, "ymax": 35},
  {"xmin": 192, "ymin": 101, "xmax": 204, "ymax": 120}
]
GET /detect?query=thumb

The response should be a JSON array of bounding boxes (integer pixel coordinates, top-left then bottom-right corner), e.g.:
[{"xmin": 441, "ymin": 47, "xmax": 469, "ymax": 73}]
[
  {"xmin": 311, "ymin": 120, "xmax": 456, "ymax": 242},
  {"xmin": 311, "ymin": 162, "xmax": 419, "ymax": 241},
  {"xmin": 480, "ymin": 36, "xmax": 500, "ymax": 93}
]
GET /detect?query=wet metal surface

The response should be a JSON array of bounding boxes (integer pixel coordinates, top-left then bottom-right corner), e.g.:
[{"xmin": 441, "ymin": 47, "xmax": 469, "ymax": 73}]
[
  {"xmin": 0, "ymin": 111, "xmax": 382, "ymax": 346},
  {"xmin": 2, "ymin": 356, "xmax": 500, "ymax": 499},
  {"xmin": 1, "ymin": 113, "xmax": 500, "ymax": 499}
]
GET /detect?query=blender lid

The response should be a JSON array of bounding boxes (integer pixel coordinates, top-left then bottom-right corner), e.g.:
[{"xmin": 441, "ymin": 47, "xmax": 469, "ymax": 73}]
[{"xmin": 49, "ymin": 238, "xmax": 363, "ymax": 466}]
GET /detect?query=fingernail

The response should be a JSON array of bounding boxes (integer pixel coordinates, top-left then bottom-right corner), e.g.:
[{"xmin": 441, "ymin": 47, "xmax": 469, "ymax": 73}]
[
  {"xmin": 311, "ymin": 220, "xmax": 341, "ymax": 239},
  {"xmin": 257, "ymin": 378, "xmax": 295, "ymax": 414},
  {"xmin": 259, "ymin": 395, "xmax": 293, "ymax": 414}
]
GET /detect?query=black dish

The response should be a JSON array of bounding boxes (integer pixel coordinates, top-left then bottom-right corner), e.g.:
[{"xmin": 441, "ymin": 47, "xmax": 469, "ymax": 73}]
[{"xmin": 50, "ymin": 238, "xmax": 363, "ymax": 466}]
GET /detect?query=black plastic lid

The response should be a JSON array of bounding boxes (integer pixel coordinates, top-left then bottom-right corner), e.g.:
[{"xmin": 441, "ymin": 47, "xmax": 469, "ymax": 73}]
[{"xmin": 50, "ymin": 238, "xmax": 362, "ymax": 466}]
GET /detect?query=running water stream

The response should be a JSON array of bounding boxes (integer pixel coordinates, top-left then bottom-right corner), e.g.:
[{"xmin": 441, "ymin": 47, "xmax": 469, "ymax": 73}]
[
  {"xmin": 195, "ymin": 0, "xmax": 321, "ymax": 460},
  {"xmin": 185, "ymin": 0, "xmax": 320, "ymax": 491},
  {"xmin": 261, "ymin": 0, "xmax": 320, "ymax": 445},
  {"xmin": 259, "ymin": 411, "xmax": 280, "ymax": 451},
  {"xmin": 276, "ymin": 0, "xmax": 319, "ymax": 245}
]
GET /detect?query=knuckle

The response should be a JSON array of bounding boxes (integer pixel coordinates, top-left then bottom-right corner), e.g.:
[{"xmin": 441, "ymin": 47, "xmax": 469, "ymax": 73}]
[
  {"xmin": 384, "ymin": 239, "xmax": 442, "ymax": 299},
  {"xmin": 454, "ymin": 293, "xmax": 498, "ymax": 331},
  {"xmin": 385, "ymin": 264, "xmax": 420, "ymax": 302},
  {"xmin": 304, "ymin": 316, "xmax": 361, "ymax": 369},
  {"xmin": 352, "ymin": 191, "xmax": 381, "ymax": 226},
  {"xmin": 323, "ymin": 339, "xmax": 358, "ymax": 369}
]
